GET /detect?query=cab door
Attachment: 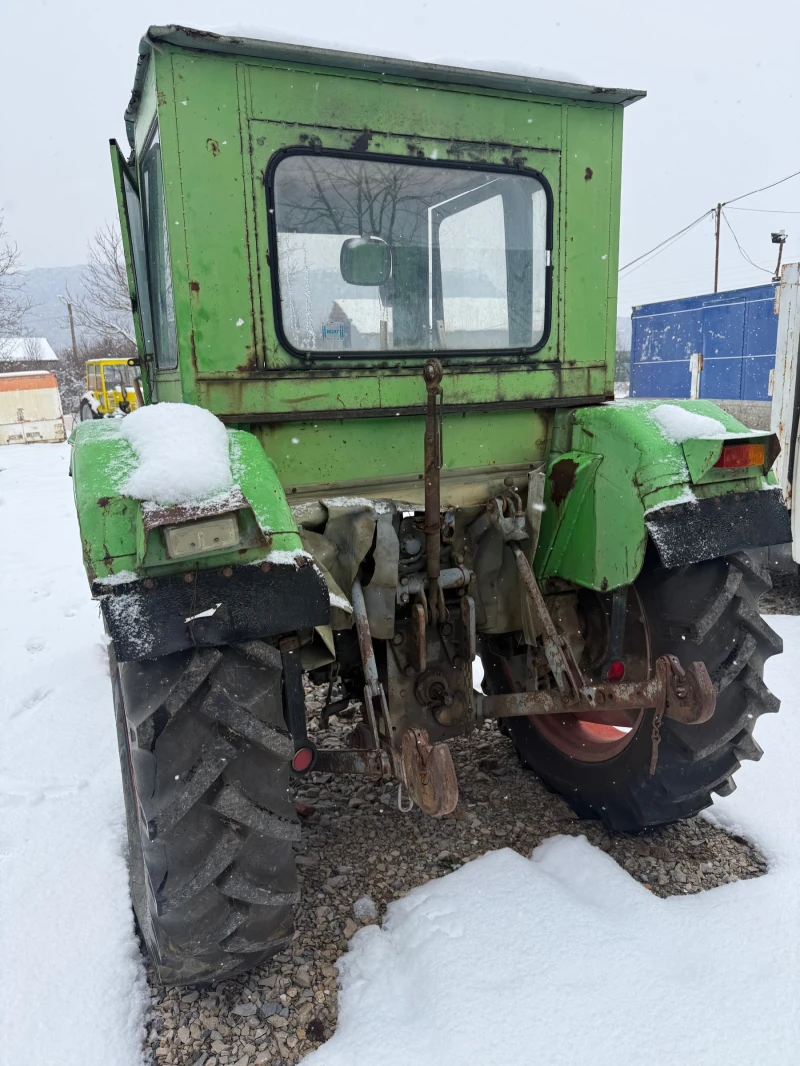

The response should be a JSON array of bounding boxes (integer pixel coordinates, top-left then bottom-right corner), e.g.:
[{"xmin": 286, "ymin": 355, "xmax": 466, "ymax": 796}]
[{"xmin": 110, "ymin": 140, "xmax": 156, "ymax": 402}]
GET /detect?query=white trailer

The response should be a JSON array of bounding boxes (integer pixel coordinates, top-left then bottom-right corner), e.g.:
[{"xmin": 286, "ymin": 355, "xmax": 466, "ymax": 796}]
[{"xmin": 0, "ymin": 370, "xmax": 67, "ymax": 445}]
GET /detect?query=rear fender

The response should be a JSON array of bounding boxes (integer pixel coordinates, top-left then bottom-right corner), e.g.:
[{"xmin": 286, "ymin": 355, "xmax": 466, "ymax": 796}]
[
  {"xmin": 69, "ymin": 419, "xmax": 329, "ymax": 658},
  {"xmin": 534, "ymin": 400, "xmax": 789, "ymax": 590}
]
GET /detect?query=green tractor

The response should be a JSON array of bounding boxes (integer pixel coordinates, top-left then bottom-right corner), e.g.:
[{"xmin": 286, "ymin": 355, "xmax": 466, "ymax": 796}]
[{"xmin": 70, "ymin": 26, "xmax": 789, "ymax": 985}]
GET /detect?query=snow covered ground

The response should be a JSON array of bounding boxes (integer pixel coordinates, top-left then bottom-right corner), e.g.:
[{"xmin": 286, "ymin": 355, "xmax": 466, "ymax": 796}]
[
  {"xmin": 0, "ymin": 444, "xmax": 148, "ymax": 1066},
  {"xmin": 310, "ymin": 659, "xmax": 800, "ymax": 1066},
  {"xmin": 1, "ymin": 442, "xmax": 799, "ymax": 1065}
]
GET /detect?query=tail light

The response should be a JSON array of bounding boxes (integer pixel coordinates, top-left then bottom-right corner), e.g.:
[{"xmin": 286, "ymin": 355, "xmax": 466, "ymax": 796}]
[
  {"xmin": 291, "ymin": 747, "xmax": 315, "ymax": 773},
  {"xmin": 605, "ymin": 660, "xmax": 626, "ymax": 682},
  {"xmin": 714, "ymin": 443, "xmax": 765, "ymax": 469}
]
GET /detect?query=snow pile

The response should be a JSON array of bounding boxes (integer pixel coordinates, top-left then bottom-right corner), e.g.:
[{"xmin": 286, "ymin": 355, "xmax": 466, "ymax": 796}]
[
  {"xmin": 0, "ymin": 444, "xmax": 148, "ymax": 1066},
  {"xmin": 119, "ymin": 402, "xmax": 233, "ymax": 505},
  {"xmin": 650, "ymin": 403, "xmax": 727, "ymax": 443},
  {"xmin": 308, "ymin": 623, "xmax": 800, "ymax": 1066}
]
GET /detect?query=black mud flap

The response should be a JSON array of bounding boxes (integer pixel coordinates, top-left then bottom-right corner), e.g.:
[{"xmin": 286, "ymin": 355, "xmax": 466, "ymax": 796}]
[
  {"xmin": 95, "ymin": 561, "xmax": 330, "ymax": 661},
  {"xmin": 645, "ymin": 487, "xmax": 792, "ymax": 568}
]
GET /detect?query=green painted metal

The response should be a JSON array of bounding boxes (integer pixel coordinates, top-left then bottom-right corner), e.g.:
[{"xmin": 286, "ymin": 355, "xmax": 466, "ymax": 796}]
[
  {"xmin": 70, "ymin": 419, "xmax": 302, "ymax": 582},
  {"xmin": 76, "ymin": 29, "xmax": 781, "ymax": 601},
  {"xmin": 109, "ymin": 33, "xmax": 627, "ymax": 491},
  {"xmin": 109, "ymin": 143, "xmax": 151, "ymax": 403},
  {"xmin": 534, "ymin": 399, "xmax": 777, "ymax": 590}
]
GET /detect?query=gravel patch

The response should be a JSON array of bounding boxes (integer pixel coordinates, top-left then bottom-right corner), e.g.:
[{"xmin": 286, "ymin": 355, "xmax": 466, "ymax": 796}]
[
  {"xmin": 760, "ymin": 571, "xmax": 800, "ymax": 615},
  {"xmin": 143, "ymin": 684, "xmax": 767, "ymax": 1066}
]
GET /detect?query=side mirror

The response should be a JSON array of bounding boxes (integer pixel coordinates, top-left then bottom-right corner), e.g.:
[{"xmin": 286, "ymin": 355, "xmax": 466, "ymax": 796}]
[{"xmin": 340, "ymin": 236, "xmax": 391, "ymax": 286}]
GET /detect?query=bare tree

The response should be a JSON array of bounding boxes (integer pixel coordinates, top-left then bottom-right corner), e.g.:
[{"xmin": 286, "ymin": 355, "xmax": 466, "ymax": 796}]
[
  {"xmin": 21, "ymin": 337, "xmax": 45, "ymax": 361},
  {"xmin": 66, "ymin": 223, "xmax": 136, "ymax": 351},
  {"xmin": 0, "ymin": 214, "xmax": 33, "ymax": 357}
]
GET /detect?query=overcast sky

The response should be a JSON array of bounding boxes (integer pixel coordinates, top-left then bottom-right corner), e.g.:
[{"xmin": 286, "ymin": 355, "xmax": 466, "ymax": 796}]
[{"xmin": 1, "ymin": 0, "xmax": 798, "ymax": 313}]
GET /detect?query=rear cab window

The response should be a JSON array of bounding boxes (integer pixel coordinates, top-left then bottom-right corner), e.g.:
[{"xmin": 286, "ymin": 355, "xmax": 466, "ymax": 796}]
[{"xmin": 269, "ymin": 152, "xmax": 551, "ymax": 358}]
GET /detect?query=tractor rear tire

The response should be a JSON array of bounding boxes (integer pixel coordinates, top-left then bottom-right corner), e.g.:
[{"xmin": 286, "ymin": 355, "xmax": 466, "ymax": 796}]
[
  {"xmin": 488, "ymin": 550, "xmax": 782, "ymax": 832},
  {"xmin": 80, "ymin": 400, "xmax": 100, "ymax": 421},
  {"xmin": 111, "ymin": 640, "xmax": 299, "ymax": 985}
]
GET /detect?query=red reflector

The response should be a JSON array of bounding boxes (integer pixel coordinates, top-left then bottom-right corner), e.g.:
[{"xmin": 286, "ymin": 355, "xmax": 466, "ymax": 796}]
[
  {"xmin": 714, "ymin": 443, "xmax": 765, "ymax": 469},
  {"xmin": 606, "ymin": 661, "xmax": 625, "ymax": 682},
  {"xmin": 292, "ymin": 747, "xmax": 314, "ymax": 773}
]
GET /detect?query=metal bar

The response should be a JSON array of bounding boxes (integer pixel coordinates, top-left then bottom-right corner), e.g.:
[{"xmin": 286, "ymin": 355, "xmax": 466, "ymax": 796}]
[
  {"xmin": 280, "ymin": 637, "xmax": 309, "ymax": 748},
  {"xmin": 312, "ymin": 748, "xmax": 390, "ymax": 776},
  {"xmin": 403, "ymin": 567, "xmax": 471, "ymax": 598},
  {"xmin": 350, "ymin": 578, "xmax": 382, "ymax": 746},
  {"xmin": 423, "ymin": 359, "xmax": 444, "ymax": 590},
  {"xmin": 478, "ymin": 654, "xmax": 715, "ymax": 724},
  {"xmin": 216, "ymin": 395, "xmax": 610, "ymax": 425},
  {"xmin": 479, "ymin": 682, "xmax": 657, "ymax": 719},
  {"xmin": 714, "ymin": 202, "xmax": 721, "ymax": 293},
  {"xmin": 511, "ymin": 544, "xmax": 583, "ymax": 703},
  {"xmin": 411, "ymin": 602, "xmax": 427, "ymax": 673}
]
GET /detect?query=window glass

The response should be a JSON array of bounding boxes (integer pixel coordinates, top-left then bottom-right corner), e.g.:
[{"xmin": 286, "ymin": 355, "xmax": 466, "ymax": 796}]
[
  {"xmin": 123, "ymin": 172, "xmax": 154, "ymax": 355},
  {"xmin": 272, "ymin": 155, "xmax": 549, "ymax": 356},
  {"xmin": 87, "ymin": 366, "xmax": 98, "ymax": 391},
  {"xmin": 141, "ymin": 126, "xmax": 178, "ymax": 370},
  {"xmin": 104, "ymin": 366, "xmax": 124, "ymax": 389}
]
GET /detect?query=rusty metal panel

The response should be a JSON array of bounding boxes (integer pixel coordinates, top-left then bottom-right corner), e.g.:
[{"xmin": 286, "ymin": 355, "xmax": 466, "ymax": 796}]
[{"xmin": 771, "ymin": 263, "xmax": 800, "ymax": 533}]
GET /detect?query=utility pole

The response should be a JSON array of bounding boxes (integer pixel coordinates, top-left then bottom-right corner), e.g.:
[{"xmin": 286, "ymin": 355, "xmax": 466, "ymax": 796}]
[
  {"xmin": 58, "ymin": 294, "xmax": 79, "ymax": 359},
  {"xmin": 67, "ymin": 302, "xmax": 78, "ymax": 359},
  {"xmin": 713, "ymin": 203, "xmax": 722, "ymax": 293},
  {"xmin": 772, "ymin": 230, "xmax": 788, "ymax": 281}
]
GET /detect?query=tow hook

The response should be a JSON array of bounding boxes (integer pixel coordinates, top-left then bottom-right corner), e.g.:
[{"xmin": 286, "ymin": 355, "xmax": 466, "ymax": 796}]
[{"xmin": 401, "ymin": 727, "xmax": 459, "ymax": 817}]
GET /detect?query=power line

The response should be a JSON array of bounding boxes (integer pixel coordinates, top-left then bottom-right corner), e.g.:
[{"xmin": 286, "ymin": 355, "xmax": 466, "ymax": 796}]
[
  {"xmin": 618, "ymin": 209, "xmax": 713, "ymax": 275},
  {"xmin": 727, "ymin": 206, "xmax": 800, "ymax": 214},
  {"xmin": 619, "ymin": 166, "xmax": 800, "ymax": 280},
  {"xmin": 723, "ymin": 167, "xmax": 800, "ymax": 207},
  {"xmin": 720, "ymin": 210, "xmax": 772, "ymax": 274}
]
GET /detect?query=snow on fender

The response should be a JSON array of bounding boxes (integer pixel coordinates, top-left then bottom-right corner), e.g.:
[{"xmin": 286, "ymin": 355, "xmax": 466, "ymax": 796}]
[{"xmin": 119, "ymin": 402, "xmax": 234, "ymax": 506}]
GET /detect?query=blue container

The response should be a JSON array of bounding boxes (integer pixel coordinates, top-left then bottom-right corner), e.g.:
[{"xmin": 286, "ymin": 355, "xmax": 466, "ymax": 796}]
[{"xmin": 629, "ymin": 283, "xmax": 778, "ymax": 401}]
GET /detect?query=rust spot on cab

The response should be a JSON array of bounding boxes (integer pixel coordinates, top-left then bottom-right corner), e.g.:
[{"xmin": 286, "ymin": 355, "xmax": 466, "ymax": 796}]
[
  {"xmin": 549, "ymin": 458, "xmax": 579, "ymax": 507},
  {"xmin": 206, "ymin": 138, "xmax": 220, "ymax": 157},
  {"xmin": 350, "ymin": 129, "xmax": 373, "ymax": 153},
  {"xmin": 97, "ymin": 497, "xmax": 111, "ymax": 507},
  {"xmin": 585, "ymin": 167, "xmax": 593, "ymax": 181},
  {"xmin": 189, "ymin": 280, "xmax": 200, "ymax": 295}
]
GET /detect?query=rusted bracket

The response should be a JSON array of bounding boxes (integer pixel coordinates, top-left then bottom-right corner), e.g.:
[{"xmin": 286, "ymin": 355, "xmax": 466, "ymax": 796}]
[
  {"xmin": 511, "ymin": 544, "xmax": 584, "ymax": 704},
  {"xmin": 477, "ymin": 653, "xmax": 716, "ymax": 724},
  {"xmin": 401, "ymin": 727, "xmax": 459, "ymax": 817}
]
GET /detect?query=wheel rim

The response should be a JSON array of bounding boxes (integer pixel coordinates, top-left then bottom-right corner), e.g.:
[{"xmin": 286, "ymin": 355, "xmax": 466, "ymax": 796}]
[{"xmin": 529, "ymin": 585, "xmax": 650, "ymax": 763}]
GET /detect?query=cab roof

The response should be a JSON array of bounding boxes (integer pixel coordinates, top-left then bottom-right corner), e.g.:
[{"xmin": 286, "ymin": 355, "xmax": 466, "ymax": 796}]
[{"xmin": 127, "ymin": 24, "xmax": 645, "ymax": 140}]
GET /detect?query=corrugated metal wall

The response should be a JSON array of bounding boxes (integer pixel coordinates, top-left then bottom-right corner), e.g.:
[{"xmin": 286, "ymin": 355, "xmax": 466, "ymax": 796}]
[{"xmin": 629, "ymin": 283, "xmax": 778, "ymax": 400}]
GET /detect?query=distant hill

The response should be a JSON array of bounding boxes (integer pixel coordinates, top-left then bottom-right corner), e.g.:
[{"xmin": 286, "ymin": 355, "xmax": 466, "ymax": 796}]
[{"xmin": 17, "ymin": 266, "xmax": 90, "ymax": 351}]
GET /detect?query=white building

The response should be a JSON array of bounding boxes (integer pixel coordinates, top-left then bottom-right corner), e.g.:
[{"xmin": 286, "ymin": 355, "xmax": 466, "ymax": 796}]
[
  {"xmin": 0, "ymin": 370, "xmax": 66, "ymax": 445},
  {"xmin": 0, "ymin": 337, "xmax": 59, "ymax": 363}
]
